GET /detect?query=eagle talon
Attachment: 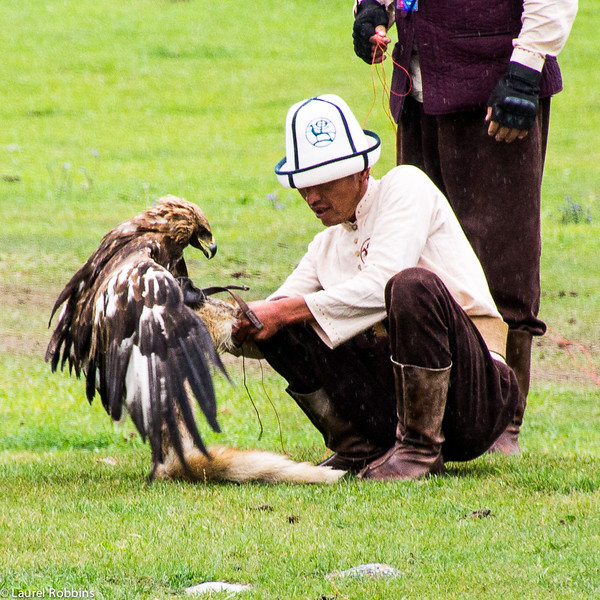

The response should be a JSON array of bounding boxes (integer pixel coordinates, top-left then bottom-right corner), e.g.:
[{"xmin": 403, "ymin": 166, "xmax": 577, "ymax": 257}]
[{"xmin": 177, "ymin": 277, "xmax": 207, "ymax": 309}]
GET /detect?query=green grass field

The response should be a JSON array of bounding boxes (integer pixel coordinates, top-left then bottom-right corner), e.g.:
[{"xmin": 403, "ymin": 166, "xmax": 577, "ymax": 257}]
[{"xmin": 1, "ymin": 1, "xmax": 599, "ymax": 598}]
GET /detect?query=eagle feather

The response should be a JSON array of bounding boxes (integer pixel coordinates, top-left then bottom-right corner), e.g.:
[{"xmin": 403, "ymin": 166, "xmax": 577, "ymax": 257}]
[
  {"xmin": 46, "ymin": 196, "xmax": 223, "ymax": 475},
  {"xmin": 46, "ymin": 196, "xmax": 346, "ymax": 484}
]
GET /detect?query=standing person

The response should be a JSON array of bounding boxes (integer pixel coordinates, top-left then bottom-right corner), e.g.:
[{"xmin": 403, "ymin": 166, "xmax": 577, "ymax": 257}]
[
  {"xmin": 233, "ymin": 95, "xmax": 520, "ymax": 480},
  {"xmin": 352, "ymin": 0, "xmax": 578, "ymax": 454}
]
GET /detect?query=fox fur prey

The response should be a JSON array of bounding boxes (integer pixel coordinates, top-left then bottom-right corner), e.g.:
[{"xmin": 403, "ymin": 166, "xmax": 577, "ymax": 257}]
[{"xmin": 154, "ymin": 445, "xmax": 347, "ymax": 484}]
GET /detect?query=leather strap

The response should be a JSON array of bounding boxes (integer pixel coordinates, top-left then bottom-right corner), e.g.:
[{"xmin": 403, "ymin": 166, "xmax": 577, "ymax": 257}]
[{"xmin": 200, "ymin": 285, "xmax": 264, "ymax": 331}]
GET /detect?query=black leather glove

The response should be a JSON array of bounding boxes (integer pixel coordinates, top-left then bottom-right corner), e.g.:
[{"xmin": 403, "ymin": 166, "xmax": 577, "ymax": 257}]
[
  {"xmin": 353, "ymin": 0, "xmax": 389, "ymax": 64},
  {"xmin": 487, "ymin": 62, "xmax": 541, "ymax": 131}
]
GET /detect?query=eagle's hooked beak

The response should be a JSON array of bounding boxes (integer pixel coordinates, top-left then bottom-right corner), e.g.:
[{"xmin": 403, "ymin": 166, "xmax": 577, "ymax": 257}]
[
  {"xmin": 204, "ymin": 241, "xmax": 217, "ymax": 259},
  {"xmin": 191, "ymin": 233, "xmax": 217, "ymax": 259}
]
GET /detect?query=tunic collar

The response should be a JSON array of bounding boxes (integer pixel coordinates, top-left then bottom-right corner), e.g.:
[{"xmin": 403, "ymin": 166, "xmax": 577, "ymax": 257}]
[{"xmin": 341, "ymin": 176, "xmax": 378, "ymax": 231}]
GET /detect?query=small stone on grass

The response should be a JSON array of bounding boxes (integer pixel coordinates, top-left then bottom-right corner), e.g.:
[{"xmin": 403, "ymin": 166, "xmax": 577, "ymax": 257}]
[
  {"xmin": 327, "ymin": 563, "xmax": 402, "ymax": 580},
  {"xmin": 185, "ymin": 582, "xmax": 251, "ymax": 595}
]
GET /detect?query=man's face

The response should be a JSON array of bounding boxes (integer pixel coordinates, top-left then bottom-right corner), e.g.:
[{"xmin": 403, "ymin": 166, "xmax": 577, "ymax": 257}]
[{"xmin": 297, "ymin": 170, "xmax": 369, "ymax": 227}]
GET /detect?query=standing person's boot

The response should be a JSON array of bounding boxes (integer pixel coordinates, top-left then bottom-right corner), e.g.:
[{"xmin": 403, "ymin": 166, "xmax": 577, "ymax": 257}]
[
  {"xmin": 489, "ymin": 329, "xmax": 533, "ymax": 455},
  {"xmin": 287, "ymin": 388, "xmax": 387, "ymax": 473},
  {"xmin": 359, "ymin": 362, "xmax": 451, "ymax": 480}
]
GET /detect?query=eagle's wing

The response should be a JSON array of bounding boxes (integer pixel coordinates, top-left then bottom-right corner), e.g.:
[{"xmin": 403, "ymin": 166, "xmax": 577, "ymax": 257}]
[{"xmin": 48, "ymin": 246, "xmax": 225, "ymax": 468}]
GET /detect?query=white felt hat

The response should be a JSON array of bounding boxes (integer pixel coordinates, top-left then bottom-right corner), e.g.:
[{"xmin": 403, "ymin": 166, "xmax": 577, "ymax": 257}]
[{"xmin": 274, "ymin": 95, "xmax": 381, "ymax": 189}]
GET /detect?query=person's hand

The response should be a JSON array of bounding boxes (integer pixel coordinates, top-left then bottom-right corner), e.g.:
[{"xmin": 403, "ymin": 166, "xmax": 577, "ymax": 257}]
[
  {"xmin": 353, "ymin": 0, "xmax": 389, "ymax": 64},
  {"xmin": 485, "ymin": 107, "xmax": 529, "ymax": 143},
  {"xmin": 486, "ymin": 62, "xmax": 541, "ymax": 143},
  {"xmin": 233, "ymin": 301, "xmax": 278, "ymax": 344},
  {"xmin": 369, "ymin": 26, "xmax": 391, "ymax": 64},
  {"xmin": 232, "ymin": 298, "xmax": 313, "ymax": 344}
]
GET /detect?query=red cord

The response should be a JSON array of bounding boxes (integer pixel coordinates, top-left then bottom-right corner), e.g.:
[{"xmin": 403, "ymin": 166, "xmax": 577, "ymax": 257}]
[
  {"xmin": 545, "ymin": 325, "xmax": 600, "ymax": 387},
  {"xmin": 362, "ymin": 37, "xmax": 412, "ymax": 134}
]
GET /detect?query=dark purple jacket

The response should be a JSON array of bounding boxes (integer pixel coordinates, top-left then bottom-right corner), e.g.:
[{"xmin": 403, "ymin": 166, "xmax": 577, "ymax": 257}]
[{"xmin": 389, "ymin": 0, "xmax": 563, "ymax": 119}]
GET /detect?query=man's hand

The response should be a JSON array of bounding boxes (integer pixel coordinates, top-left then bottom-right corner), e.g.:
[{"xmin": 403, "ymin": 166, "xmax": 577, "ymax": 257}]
[
  {"xmin": 353, "ymin": 0, "xmax": 390, "ymax": 64},
  {"xmin": 232, "ymin": 297, "xmax": 313, "ymax": 343},
  {"xmin": 486, "ymin": 62, "xmax": 541, "ymax": 143},
  {"xmin": 369, "ymin": 26, "xmax": 391, "ymax": 64}
]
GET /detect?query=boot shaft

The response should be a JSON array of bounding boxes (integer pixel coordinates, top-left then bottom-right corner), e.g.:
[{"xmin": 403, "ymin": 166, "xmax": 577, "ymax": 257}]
[
  {"xmin": 360, "ymin": 362, "xmax": 451, "ymax": 480},
  {"xmin": 393, "ymin": 361, "xmax": 451, "ymax": 449},
  {"xmin": 506, "ymin": 329, "xmax": 533, "ymax": 403},
  {"xmin": 488, "ymin": 329, "xmax": 533, "ymax": 455},
  {"xmin": 286, "ymin": 387, "xmax": 387, "ymax": 470}
]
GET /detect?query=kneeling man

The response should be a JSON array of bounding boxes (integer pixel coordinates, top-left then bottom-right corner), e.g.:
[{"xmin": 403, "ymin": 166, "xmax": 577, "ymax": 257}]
[{"xmin": 233, "ymin": 95, "xmax": 520, "ymax": 480}]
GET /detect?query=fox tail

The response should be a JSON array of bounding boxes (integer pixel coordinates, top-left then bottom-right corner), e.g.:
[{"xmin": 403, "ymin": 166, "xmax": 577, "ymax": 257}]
[{"xmin": 154, "ymin": 445, "xmax": 346, "ymax": 484}]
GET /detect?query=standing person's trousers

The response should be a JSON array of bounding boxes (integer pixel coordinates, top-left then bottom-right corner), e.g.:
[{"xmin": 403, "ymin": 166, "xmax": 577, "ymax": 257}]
[{"xmin": 397, "ymin": 96, "xmax": 551, "ymax": 336}]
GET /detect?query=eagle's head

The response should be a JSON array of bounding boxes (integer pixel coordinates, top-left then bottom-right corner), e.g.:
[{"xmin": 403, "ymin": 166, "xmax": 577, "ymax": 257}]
[{"xmin": 136, "ymin": 195, "xmax": 217, "ymax": 259}]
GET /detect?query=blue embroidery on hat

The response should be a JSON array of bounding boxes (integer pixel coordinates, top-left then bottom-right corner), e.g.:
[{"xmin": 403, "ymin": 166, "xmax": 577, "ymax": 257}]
[{"xmin": 306, "ymin": 118, "xmax": 336, "ymax": 147}]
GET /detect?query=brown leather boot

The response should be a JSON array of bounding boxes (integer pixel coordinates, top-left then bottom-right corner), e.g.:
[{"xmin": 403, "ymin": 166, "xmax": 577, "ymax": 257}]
[
  {"xmin": 359, "ymin": 363, "xmax": 450, "ymax": 481},
  {"xmin": 287, "ymin": 388, "xmax": 387, "ymax": 473},
  {"xmin": 489, "ymin": 329, "xmax": 532, "ymax": 455}
]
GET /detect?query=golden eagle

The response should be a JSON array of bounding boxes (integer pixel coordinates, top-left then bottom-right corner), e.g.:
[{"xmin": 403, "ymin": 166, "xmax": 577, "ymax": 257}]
[{"xmin": 46, "ymin": 196, "xmax": 344, "ymax": 484}]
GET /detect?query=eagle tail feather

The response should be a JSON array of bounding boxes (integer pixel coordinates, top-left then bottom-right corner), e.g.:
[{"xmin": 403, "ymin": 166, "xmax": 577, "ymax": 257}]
[
  {"xmin": 177, "ymin": 337, "xmax": 221, "ymax": 433},
  {"xmin": 148, "ymin": 355, "xmax": 165, "ymax": 466},
  {"xmin": 124, "ymin": 365, "xmax": 147, "ymax": 444},
  {"xmin": 85, "ymin": 359, "xmax": 97, "ymax": 404},
  {"xmin": 105, "ymin": 346, "xmax": 128, "ymax": 420},
  {"xmin": 186, "ymin": 317, "xmax": 229, "ymax": 379},
  {"xmin": 159, "ymin": 392, "xmax": 194, "ymax": 481},
  {"xmin": 170, "ymin": 357, "xmax": 212, "ymax": 457}
]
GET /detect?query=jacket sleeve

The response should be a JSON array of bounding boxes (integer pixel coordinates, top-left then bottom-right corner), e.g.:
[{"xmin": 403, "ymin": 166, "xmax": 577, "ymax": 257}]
[{"xmin": 511, "ymin": 0, "xmax": 578, "ymax": 71}]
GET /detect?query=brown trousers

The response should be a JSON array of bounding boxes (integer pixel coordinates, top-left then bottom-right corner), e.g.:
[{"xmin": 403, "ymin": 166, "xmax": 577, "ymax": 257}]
[
  {"xmin": 258, "ymin": 268, "xmax": 520, "ymax": 462},
  {"xmin": 397, "ymin": 96, "xmax": 551, "ymax": 336}
]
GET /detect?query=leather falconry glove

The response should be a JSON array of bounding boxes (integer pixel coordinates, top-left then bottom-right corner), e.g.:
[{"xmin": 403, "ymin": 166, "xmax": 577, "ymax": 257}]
[
  {"xmin": 353, "ymin": 0, "xmax": 389, "ymax": 64},
  {"xmin": 488, "ymin": 62, "xmax": 542, "ymax": 131}
]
